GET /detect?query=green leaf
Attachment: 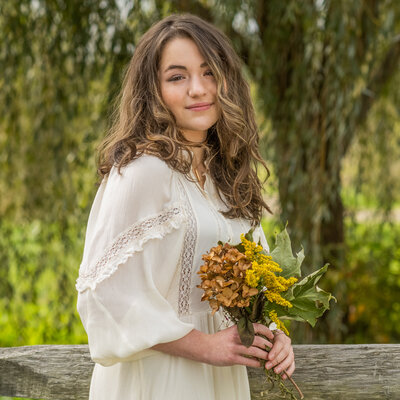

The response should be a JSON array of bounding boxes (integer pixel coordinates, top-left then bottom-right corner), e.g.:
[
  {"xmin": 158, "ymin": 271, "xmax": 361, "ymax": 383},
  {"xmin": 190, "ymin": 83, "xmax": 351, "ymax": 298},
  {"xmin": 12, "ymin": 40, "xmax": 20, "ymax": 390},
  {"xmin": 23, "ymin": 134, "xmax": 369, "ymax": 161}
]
[
  {"xmin": 282, "ymin": 264, "xmax": 336, "ymax": 326},
  {"xmin": 244, "ymin": 228, "xmax": 255, "ymax": 242},
  {"xmin": 270, "ymin": 227, "xmax": 304, "ymax": 279},
  {"xmin": 234, "ymin": 243, "xmax": 246, "ymax": 253},
  {"xmin": 237, "ymin": 317, "xmax": 255, "ymax": 347},
  {"xmin": 264, "ymin": 302, "xmax": 305, "ymax": 324}
]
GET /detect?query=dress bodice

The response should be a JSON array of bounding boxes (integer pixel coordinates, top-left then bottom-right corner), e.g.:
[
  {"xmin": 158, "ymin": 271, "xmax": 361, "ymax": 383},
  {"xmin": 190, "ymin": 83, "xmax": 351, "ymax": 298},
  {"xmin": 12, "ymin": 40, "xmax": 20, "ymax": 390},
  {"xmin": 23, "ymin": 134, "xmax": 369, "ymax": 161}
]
[{"xmin": 76, "ymin": 154, "xmax": 268, "ymax": 400}]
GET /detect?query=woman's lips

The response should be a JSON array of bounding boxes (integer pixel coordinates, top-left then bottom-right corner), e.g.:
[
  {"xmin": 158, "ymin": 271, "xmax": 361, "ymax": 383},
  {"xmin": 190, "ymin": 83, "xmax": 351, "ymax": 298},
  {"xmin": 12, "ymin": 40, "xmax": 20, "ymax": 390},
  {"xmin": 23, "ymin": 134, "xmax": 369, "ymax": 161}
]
[{"xmin": 186, "ymin": 103, "xmax": 213, "ymax": 111}]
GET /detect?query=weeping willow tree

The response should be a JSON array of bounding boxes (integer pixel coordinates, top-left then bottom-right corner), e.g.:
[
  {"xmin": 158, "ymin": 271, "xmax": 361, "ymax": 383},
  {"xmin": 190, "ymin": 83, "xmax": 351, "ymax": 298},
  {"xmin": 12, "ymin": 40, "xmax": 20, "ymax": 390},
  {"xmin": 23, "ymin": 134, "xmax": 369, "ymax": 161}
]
[
  {"xmin": 1, "ymin": 0, "xmax": 399, "ymax": 345},
  {"xmin": 0, "ymin": 0, "xmax": 126, "ymax": 346},
  {"xmin": 123, "ymin": 0, "xmax": 400, "ymax": 269},
  {"xmin": 2, "ymin": 0, "xmax": 399, "ymax": 263},
  {"xmin": 252, "ymin": 1, "xmax": 400, "ymax": 270},
  {"xmin": 160, "ymin": 0, "xmax": 400, "ymax": 342}
]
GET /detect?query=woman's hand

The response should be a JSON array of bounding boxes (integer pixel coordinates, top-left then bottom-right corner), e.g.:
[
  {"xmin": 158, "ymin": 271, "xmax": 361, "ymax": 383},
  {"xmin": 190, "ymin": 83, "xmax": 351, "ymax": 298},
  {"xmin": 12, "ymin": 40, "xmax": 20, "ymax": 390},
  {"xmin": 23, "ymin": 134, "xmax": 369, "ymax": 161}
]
[
  {"xmin": 265, "ymin": 330, "xmax": 295, "ymax": 380},
  {"xmin": 152, "ymin": 323, "xmax": 295, "ymax": 377},
  {"xmin": 205, "ymin": 323, "xmax": 274, "ymax": 368}
]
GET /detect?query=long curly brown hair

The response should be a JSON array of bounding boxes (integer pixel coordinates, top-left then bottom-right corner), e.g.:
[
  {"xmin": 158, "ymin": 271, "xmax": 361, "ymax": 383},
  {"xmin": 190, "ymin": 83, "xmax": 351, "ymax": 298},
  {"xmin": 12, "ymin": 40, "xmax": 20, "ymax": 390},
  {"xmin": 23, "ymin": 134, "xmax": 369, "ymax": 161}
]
[{"xmin": 98, "ymin": 13, "xmax": 272, "ymax": 225}]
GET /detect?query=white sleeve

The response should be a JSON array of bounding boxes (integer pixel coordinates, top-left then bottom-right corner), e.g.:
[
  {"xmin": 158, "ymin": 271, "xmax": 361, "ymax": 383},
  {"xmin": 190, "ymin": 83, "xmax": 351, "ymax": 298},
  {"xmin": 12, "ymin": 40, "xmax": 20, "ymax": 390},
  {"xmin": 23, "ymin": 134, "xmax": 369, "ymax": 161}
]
[
  {"xmin": 253, "ymin": 223, "xmax": 270, "ymax": 253},
  {"xmin": 76, "ymin": 155, "xmax": 194, "ymax": 366}
]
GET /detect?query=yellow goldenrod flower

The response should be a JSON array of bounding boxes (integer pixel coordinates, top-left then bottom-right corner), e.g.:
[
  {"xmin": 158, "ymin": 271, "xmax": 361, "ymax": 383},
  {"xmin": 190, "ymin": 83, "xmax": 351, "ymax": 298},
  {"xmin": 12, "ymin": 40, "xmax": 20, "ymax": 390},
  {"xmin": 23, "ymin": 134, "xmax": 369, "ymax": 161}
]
[
  {"xmin": 241, "ymin": 234, "xmax": 297, "ymax": 309},
  {"xmin": 265, "ymin": 291, "xmax": 293, "ymax": 308},
  {"xmin": 240, "ymin": 234, "xmax": 263, "ymax": 261},
  {"xmin": 245, "ymin": 269, "xmax": 259, "ymax": 287},
  {"xmin": 269, "ymin": 310, "xmax": 289, "ymax": 336},
  {"xmin": 259, "ymin": 254, "xmax": 282, "ymax": 272},
  {"xmin": 277, "ymin": 276, "xmax": 298, "ymax": 290}
]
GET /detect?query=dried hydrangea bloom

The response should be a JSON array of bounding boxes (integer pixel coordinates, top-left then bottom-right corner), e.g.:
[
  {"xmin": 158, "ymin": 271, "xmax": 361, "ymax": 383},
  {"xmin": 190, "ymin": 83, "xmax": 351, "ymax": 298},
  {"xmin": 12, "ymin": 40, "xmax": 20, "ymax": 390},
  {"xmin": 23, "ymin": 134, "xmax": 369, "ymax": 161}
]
[{"xmin": 197, "ymin": 243, "xmax": 258, "ymax": 315}]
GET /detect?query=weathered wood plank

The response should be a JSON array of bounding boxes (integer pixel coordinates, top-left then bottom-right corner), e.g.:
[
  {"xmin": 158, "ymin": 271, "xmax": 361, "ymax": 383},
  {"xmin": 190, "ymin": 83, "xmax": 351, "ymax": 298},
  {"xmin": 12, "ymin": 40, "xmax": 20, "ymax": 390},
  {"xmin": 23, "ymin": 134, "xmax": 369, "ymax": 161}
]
[
  {"xmin": 0, "ymin": 344, "xmax": 399, "ymax": 399},
  {"xmin": 0, "ymin": 345, "xmax": 93, "ymax": 400},
  {"xmin": 249, "ymin": 344, "xmax": 400, "ymax": 400}
]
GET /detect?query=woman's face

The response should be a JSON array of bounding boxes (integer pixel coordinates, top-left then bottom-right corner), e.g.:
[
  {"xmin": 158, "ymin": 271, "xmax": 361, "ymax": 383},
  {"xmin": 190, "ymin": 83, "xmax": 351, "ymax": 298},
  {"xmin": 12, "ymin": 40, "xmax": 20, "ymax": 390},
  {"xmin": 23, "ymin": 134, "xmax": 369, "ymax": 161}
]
[{"xmin": 158, "ymin": 37, "xmax": 220, "ymax": 143}]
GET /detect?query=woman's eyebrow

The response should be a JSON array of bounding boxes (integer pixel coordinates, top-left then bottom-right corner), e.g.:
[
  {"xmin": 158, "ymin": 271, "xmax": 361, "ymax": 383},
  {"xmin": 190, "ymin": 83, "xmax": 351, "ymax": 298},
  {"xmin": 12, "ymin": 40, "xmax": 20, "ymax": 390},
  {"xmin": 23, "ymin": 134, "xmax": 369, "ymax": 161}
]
[{"xmin": 163, "ymin": 62, "xmax": 208, "ymax": 73}]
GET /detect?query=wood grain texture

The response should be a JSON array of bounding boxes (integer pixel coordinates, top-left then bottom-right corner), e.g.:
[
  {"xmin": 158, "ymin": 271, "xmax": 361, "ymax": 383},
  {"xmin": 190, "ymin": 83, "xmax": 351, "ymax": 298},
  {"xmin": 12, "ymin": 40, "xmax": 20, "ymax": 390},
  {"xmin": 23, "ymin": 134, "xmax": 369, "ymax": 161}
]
[
  {"xmin": 0, "ymin": 344, "xmax": 399, "ymax": 399},
  {"xmin": 248, "ymin": 344, "xmax": 400, "ymax": 400},
  {"xmin": 0, "ymin": 345, "xmax": 93, "ymax": 400}
]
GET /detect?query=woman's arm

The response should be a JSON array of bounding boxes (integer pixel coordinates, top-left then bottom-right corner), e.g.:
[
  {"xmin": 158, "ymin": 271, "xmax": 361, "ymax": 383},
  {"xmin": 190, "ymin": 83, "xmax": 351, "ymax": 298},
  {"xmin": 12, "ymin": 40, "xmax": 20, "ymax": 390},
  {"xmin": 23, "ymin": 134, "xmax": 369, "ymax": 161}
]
[{"xmin": 152, "ymin": 323, "xmax": 295, "ymax": 378}]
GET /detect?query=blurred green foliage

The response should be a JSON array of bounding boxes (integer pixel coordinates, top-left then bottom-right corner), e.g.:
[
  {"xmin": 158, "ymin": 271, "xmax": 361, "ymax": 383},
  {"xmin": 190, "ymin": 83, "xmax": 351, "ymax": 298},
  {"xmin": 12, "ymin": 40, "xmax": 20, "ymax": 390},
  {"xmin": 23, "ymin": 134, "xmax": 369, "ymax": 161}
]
[
  {"xmin": 262, "ymin": 217, "xmax": 400, "ymax": 344},
  {"xmin": 0, "ymin": 212, "xmax": 398, "ymax": 348},
  {"xmin": 344, "ymin": 220, "xmax": 400, "ymax": 343},
  {"xmin": 0, "ymin": 218, "xmax": 87, "ymax": 346}
]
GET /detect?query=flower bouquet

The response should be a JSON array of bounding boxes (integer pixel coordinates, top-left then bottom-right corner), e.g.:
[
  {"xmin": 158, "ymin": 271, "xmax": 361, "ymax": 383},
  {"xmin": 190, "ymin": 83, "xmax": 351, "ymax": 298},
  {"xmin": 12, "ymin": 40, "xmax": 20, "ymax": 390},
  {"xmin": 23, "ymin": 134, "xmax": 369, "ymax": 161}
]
[{"xmin": 197, "ymin": 227, "xmax": 334, "ymax": 399}]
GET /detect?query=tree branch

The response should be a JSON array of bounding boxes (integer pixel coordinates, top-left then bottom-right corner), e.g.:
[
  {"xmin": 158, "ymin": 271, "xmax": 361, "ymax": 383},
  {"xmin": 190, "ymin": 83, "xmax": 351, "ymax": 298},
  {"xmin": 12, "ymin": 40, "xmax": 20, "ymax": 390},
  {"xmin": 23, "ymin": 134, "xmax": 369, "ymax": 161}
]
[
  {"xmin": 356, "ymin": 0, "xmax": 379, "ymax": 62},
  {"xmin": 343, "ymin": 35, "xmax": 400, "ymax": 154},
  {"xmin": 255, "ymin": 0, "xmax": 269, "ymax": 42}
]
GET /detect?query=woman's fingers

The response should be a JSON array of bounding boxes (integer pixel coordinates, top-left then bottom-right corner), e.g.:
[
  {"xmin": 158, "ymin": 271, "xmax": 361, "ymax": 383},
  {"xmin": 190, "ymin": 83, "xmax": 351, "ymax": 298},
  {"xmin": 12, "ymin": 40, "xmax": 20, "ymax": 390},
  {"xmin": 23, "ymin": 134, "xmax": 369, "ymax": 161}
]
[
  {"xmin": 253, "ymin": 323, "xmax": 274, "ymax": 340},
  {"xmin": 265, "ymin": 334, "xmax": 291, "ymax": 370},
  {"xmin": 281, "ymin": 360, "xmax": 296, "ymax": 380},
  {"xmin": 235, "ymin": 355, "xmax": 262, "ymax": 368},
  {"xmin": 218, "ymin": 324, "xmax": 295, "ymax": 372},
  {"xmin": 273, "ymin": 347, "xmax": 294, "ymax": 374},
  {"xmin": 268, "ymin": 333, "xmax": 290, "ymax": 359},
  {"xmin": 238, "ymin": 343, "xmax": 269, "ymax": 361},
  {"xmin": 252, "ymin": 335, "xmax": 273, "ymax": 350}
]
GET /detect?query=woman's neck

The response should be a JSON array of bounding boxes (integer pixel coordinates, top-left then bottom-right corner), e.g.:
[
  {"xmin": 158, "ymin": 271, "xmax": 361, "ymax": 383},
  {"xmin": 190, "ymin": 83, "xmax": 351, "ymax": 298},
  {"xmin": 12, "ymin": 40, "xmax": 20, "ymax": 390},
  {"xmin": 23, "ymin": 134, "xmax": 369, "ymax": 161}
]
[
  {"xmin": 190, "ymin": 147, "xmax": 207, "ymax": 190},
  {"xmin": 181, "ymin": 130, "xmax": 207, "ymax": 188},
  {"xmin": 191, "ymin": 146, "xmax": 205, "ymax": 170}
]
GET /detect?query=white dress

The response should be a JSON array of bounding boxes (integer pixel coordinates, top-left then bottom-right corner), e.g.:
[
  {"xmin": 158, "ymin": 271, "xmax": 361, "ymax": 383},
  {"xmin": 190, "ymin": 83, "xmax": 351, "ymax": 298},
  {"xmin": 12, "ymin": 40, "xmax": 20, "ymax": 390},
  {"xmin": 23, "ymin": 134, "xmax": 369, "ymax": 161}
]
[{"xmin": 76, "ymin": 153, "xmax": 270, "ymax": 400}]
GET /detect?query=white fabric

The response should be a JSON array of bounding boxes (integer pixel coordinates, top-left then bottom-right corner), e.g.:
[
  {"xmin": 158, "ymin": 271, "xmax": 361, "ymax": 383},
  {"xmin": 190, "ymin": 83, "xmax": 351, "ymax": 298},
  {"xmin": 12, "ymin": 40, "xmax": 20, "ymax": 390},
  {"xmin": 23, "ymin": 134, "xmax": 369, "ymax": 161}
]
[{"xmin": 76, "ymin": 154, "xmax": 269, "ymax": 400}]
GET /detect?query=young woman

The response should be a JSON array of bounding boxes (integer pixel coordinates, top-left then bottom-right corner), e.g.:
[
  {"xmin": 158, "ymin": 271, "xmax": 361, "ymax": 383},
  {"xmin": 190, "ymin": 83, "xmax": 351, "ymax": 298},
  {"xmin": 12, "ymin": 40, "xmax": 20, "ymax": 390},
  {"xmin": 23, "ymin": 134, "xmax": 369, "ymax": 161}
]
[{"xmin": 76, "ymin": 13, "xmax": 295, "ymax": 400}]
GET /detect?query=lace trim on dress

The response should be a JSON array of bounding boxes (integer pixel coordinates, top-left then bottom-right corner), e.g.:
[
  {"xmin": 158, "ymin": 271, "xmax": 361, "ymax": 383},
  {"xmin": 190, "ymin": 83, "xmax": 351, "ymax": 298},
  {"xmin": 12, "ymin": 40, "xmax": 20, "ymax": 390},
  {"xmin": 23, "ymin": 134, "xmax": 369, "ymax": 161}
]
[
  {"xmin": 177, "ymin": 180, "xmax": 198, "ymax": 317},
  {"xmin": 76, "ymin": 203, "xmax": 185, "ymax": 293}
]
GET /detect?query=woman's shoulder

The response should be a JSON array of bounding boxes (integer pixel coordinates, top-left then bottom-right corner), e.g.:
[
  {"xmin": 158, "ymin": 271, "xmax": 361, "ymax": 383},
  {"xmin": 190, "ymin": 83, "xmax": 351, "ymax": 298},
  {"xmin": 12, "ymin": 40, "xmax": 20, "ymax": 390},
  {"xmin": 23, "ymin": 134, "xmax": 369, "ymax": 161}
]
[
  {"xmin": 108, "ymin": 153, "xmax": 176, "ymax": 188},
  {"xmin": 122, "ymin": 153, "xmax": 173, "ymax": 177},
  {"xmin": 104, "ymin": 154, "xmax": 179, "ymax": 208}
]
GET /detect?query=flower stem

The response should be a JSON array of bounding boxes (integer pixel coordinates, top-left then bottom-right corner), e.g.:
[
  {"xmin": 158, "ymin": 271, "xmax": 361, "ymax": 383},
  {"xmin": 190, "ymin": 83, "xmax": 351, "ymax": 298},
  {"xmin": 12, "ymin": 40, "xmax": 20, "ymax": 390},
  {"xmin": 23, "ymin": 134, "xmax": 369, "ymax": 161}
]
[
  {"xmin": 261, "ymin": 338, "xmax": 303, "ymax": 400},
  {"xmin": 282, "ymin": 370, "xmax": 304, "ymax": 399}
]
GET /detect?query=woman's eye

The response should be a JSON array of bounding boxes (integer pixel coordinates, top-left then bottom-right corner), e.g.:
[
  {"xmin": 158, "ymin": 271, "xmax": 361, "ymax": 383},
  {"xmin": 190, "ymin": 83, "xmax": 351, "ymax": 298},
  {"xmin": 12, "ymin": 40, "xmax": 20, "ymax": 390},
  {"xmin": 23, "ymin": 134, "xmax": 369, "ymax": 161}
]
[
  {"xmin": 167, "ymin": 71, "xmax": 213, "ymax": 82},
  {"xmin": 168, "ymin": 75, "xmax": 184, "ymax": 82}
]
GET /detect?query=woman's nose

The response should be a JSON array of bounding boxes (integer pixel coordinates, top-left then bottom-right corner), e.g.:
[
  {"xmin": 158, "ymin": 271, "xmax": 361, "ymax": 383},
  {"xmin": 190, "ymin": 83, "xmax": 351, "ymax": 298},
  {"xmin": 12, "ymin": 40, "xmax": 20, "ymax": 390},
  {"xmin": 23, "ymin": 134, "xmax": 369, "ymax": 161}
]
[{"xmin": 188, "ymin": 76, "xmax": 206, "ymax": 97}]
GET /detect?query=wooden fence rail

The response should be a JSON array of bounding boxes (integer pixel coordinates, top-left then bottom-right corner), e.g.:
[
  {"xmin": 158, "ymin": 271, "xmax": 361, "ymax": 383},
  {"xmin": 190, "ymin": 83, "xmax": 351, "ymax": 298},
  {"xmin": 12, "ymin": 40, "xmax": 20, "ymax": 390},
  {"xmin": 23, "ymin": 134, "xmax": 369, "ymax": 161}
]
[{"xmin": 0, "ymin": 344, "xmax": 399, "ymax": 399}]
